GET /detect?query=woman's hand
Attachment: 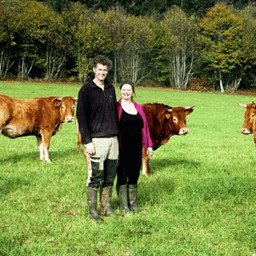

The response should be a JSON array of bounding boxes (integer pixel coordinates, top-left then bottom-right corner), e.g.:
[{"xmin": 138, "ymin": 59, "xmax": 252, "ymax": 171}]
[{"xmin": 147, "ymin": 147, "xmax": 153, "ymax": 158}]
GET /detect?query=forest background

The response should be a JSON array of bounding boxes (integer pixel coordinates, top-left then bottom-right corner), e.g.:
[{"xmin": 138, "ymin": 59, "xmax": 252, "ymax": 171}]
[{"xmin": 1, "ymin": 0, "xmax": 256, "ymax": 93}]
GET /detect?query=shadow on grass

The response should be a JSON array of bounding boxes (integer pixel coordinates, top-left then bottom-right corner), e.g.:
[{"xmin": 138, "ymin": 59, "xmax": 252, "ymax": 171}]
[
  {"xmin": 0, "ymin": 175, "xmax": 30, "ymax": 197},
  {"xmin": 0, "ymin": 152, "xmax": 39, "ymax": 164},
  {"xmin": 0, "ymin": 149, "xmax": 78, "ymax": 164},
  {"xmin": 149, "ymin": 157, "xmax": 202, "ymax": 173}
]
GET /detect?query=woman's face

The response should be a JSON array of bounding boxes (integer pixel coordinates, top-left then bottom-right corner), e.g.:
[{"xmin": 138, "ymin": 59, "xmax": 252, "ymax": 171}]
[{"xmin": 120, "ymin": 84, "xmax": 133, "ymax": 101}]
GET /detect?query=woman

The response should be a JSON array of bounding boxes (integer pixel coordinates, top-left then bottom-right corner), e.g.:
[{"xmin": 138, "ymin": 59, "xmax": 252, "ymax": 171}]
[{"xmin": 116, "ymin": 81, "xmax": 153, "ymax": 212}]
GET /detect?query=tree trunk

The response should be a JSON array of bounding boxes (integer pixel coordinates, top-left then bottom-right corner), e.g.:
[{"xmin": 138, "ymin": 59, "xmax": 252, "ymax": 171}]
[
  {"xmin": 20, "ymin": 57, "xmax": 35, "ymax": 79},
  {"xmin": 219, "ymin": 71, "xmax": 224, "ymax": 93},
  {"xmin": 44, "ymin": 44, "xmax": 66, "ymax": 81},
  {"xmin": 0, "ymin": 50, "xmax": 15, "ymax": 79},
  {"xmin": 169, "ymin": 50, "xmax": 194, "ymax": 89}
]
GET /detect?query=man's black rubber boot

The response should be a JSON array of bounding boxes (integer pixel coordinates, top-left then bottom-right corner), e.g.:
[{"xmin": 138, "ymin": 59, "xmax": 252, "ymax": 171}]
[
  {"xmin": 87, "ymin": 187, "xmax": 103, "ymax": 221},
  {"xmin": 100, "ymin": 186, "xmax": 116, "ymax": 216}
]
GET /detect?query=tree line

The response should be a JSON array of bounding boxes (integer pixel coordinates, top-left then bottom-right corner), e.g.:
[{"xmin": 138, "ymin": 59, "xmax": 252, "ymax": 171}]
[{"xmin": 0, "ymin": 0, "xmax": 256, "ymax": 92}]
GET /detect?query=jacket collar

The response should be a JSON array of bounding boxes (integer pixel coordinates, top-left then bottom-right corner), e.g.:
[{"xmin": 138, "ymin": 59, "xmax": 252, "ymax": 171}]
[{"xmin": 89, "ymin": 78, "xmax": 111, "ymax": 89}]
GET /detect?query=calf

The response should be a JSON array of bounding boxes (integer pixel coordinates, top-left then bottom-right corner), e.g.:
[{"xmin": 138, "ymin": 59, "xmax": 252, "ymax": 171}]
[
  {"xmin": 0, "ymin": 94, "xmax": 77, "ymax": 162},
  {"xmin": 239, "ymin": 102, "xmax": 256, "ymax": 145},
  {"xmin": 141, "ymin": 103, "xmax": 194, "ymax": 175}
]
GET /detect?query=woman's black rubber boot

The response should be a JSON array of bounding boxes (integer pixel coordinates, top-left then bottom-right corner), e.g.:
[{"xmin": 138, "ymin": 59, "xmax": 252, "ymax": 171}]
[
  {"xmin": 128, "ymin": 184, "xmax": 139, "ymax": 212},
  {"xmin": 117, "ymin": 184, "xmax": 131, "ymax": 212}
]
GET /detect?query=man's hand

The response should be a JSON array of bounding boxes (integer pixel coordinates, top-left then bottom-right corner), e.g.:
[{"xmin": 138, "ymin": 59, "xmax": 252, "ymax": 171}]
[{"xmin": 84, "ymin": 142, "xmax": 95, "ymax": 155}]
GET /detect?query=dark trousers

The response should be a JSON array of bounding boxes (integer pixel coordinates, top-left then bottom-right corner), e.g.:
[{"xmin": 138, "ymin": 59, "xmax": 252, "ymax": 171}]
[
  {"xmin": 89, "ymin": 158, "xmax": 118, "ymax": 189},
  {"xmin": 117, "ymin": 148, "xmax": 142, "ymax": 186},
  {"xmin": 87, "ymin": 137, "xmax": 119, "ymax": 189}
]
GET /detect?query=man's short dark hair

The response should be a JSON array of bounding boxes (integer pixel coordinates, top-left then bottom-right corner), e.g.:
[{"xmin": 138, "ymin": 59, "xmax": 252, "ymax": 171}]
[{"xmin": 91, "ymin": 55, "xmax": 113, "ymax": 71}]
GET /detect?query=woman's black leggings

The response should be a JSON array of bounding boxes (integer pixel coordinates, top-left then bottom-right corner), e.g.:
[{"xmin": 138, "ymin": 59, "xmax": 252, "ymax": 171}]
[{"xmin": 116, "ymin": 148, "xmax": 142, "ymax": 186}]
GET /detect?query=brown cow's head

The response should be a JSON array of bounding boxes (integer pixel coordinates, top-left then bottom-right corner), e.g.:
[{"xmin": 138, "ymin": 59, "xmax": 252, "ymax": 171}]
[
  {"xmin": 166, "ymin": 106, "xmax": 194, "ymax": 135},
  {"xmin": 239, "ymin": 102, "xmax": 256, "ymax": 135},
  {"xmin": 53, "ymin": 96, "xmax": 78, "ymax": 122}
]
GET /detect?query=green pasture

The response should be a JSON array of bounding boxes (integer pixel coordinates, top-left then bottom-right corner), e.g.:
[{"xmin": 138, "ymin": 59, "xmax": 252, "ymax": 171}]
[{"xmin": 1, "ymin": 81, "xmax": 256, "ymax": 255}]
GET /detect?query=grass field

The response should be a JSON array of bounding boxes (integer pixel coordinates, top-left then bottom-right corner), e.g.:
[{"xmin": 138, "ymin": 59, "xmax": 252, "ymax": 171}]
[{"xmin": 1, "ymin": 81, "xmax": 256, "ymax": 255}]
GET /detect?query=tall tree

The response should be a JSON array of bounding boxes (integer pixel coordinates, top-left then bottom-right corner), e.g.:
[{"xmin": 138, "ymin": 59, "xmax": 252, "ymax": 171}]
[
  {"xmin": 161, "ymin": 6, "xmax": 200, "ymax": 89},
  {"xmin": 117, "ymin": 15, "xmax": 156, "ymax": 84},
  {"xmin": 238, "ymin": 6, "xmax": 256, "ymax": 87},
  {"xmin": 95, "ymin": 8, "xmax": 128, "ymax": 84},
  {"xmin": 15, "ymin": 1, "xmax": 56, "ymax": 79},
  {"xmin": 198, "ymin": 3, "xmax": 245, "ymax": 92},
  {"xmin": 62, "ymin": 2, "xmax": 112, "ymax": 82},
  {"xmin": 0, "ymin": 2, "xmax": 14, "ymax": 78},
  {"xmin": 0, "ymin": 0, "xmax": 33, "ymax": 79}
]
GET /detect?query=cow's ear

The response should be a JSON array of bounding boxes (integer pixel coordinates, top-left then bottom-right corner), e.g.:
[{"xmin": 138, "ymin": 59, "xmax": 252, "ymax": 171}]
[
  {"xmin": 74, "ymin": 98, "xmax": 78, "ymax": 106},
  {"xmin": 238, "ymin": 103, "xmax": 247, "ymax": 108},
  {"xmin": 185, "ymin": 106, "xmax": 194, "ymax": 115},
  {"xmin": 53, "ymin": 98, "xmax": 62, "ymax": 108}
]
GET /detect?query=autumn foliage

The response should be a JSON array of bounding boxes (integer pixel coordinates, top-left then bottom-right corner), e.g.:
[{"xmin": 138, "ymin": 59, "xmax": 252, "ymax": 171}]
[{"xmin": 0, "ymin": 1, "xmax": 256, "ymax": 92}]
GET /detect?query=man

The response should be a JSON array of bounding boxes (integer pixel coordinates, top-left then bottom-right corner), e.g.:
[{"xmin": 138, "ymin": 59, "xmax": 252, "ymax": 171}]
[{"xmin": 77, "ymin": 55, "xmax": 119, "ymax": 221}]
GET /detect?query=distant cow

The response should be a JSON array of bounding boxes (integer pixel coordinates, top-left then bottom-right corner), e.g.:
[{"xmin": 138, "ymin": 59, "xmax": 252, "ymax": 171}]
[
  {"xmin": 76, "ymin": 102, "xmax": 194, "ymax": 175},
  {"xmin": 239, "ymin": 102, "xmax": 256, "ymax": 145},
  {"xmin": 141, "ymin": 103, "xmax": 194, "ymax": 175},
  {"xmin": 0, "ymin": 94, "xmax": 77, "ymax": 162}
]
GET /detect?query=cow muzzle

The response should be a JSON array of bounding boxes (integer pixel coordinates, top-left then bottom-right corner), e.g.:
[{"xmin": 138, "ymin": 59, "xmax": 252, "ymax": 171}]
[
  {"xmin": 241, "ymin": 128, "xmax": 251, "ymax": 135},
  {"xmin": 65, "ymin": 116, "xmax": 74, "ymax": 122},
  {"xmin": 179, "ymin": 128, "xmax": 188, "ymax": 135}
]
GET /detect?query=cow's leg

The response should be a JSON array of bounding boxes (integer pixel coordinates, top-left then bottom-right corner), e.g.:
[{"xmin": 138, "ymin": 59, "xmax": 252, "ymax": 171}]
[
  {"xmin": 76, "ymin": 132, "xmax": 82, "ymax": 153},
  {"xmin": 41, "ymin": 130, "xmax": 52, "ymax": 162},
  {"xmin": 76, "ymin": 118, "xmax": 82, "ymax": 153},
  {"xmin": 142, "ymin": 147, "xmax": 150, "ymax": 176},
  {"xmin": 36, "ymin": 136, "xmax": 45, "ymax": 161},
  {"xmin": 83, "ymin": 146, "xmax": 89, "ymax": 165}
]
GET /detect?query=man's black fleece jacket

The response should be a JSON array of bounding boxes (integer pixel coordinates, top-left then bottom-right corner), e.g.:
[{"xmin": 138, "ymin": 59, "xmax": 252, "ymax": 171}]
[{"xmin": 76, "ymin": 78, "xmax": 119, "ymax": 145}]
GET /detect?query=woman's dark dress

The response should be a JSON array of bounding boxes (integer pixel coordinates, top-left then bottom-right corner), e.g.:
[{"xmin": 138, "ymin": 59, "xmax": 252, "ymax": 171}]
[{"xmin": 117, "ymin": 110, "xmax": 143, "ymax": 185}]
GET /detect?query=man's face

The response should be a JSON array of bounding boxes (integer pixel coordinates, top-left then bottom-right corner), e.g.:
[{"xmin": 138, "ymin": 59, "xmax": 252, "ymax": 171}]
[{"xmin": 93, "ymin": 63, "xmax": 108, "ymax": 82}]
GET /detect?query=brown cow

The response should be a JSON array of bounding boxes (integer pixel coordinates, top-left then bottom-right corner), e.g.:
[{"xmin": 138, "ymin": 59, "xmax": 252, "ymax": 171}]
[
  {"xmin": 0, "ymin": 94, "xmax": 77, "ymax": 162},
  {"xmin": 76, "ymin": 102, "xmax": 194, "ymax": 175},
  {"xmin": 239, "ymin": 102, "xmax": 256, "ymax": 145},
  {"xmin": 141, "ymin": 103, "xmax": 194, "ymax": 175}
]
